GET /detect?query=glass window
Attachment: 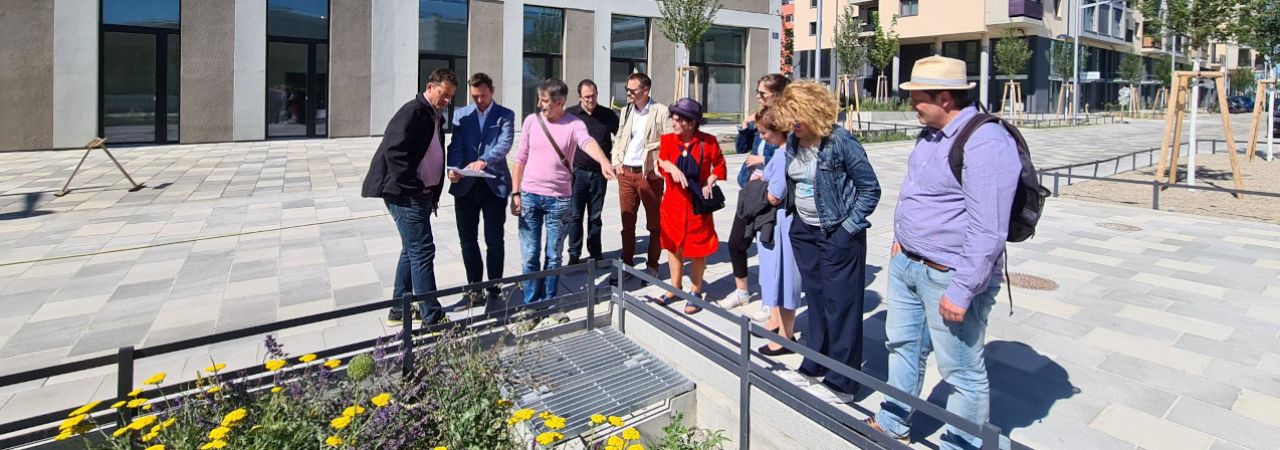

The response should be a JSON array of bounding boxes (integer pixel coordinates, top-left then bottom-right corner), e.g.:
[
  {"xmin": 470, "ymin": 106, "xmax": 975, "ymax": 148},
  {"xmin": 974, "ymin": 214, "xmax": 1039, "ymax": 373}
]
[
  {"xmin": 1084, "ymin": 6, "xmax": 1095, "ymax": 32},
  {"xmin": 523, "ymin": 6, "xmax": 563, "ymax": 54},
  {"xmin": 809, "ymin": 22, "xmax": 816, "ymax": 36},
  {"xmin": 1112, "ymin": 7, "xmax": 1124, "ymax": 39},
  {"xmin": 701, "ymin": 66, "xmax": 745, "ymax": 124},
  {"xmin": 166, "ymin": 34, "xmax": 180, "ymax": 142},
  {"xmin": 103, "ymin": 32, "xmax": 158, "ymax": 143},
  {"xmin": 610, "ymin": 61, "xmax": 647, "ymax": 109},
  {"xmin": 1098, "ymin": 6, "xmax": 1110, "ymax": 36},
  {"xmin": 691, "ymin": 26, "xmax": 745, "ymax": 65},
  {"xmin": 900, "ymin": 0, "xmax": 919, "ymax": 17},
  {"xmin": 611, "ymin": 16, "xmax": 647, "ymax": 59},
  {"xmin": 523, "ymin": 56, "xmax": 562, "ymax": 116},
  {"xmin": 266, "ymin": 42, "xmax": 310, "ymax": 137},
  {"xmin": 268, "ymin": 0, "xmax": 330, "ymax": 39},
  {"xmin": 103, "ymin": 0, "xmax": 179, "ymax": 29},
  {"xmin": 420, "ymin": 0, "xmax": 468, "ymax": 57}
]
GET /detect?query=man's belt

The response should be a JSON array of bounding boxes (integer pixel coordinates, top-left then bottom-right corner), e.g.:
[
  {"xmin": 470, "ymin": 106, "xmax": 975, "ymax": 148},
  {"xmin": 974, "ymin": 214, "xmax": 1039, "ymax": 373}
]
[
  {"xmin": 621, "ymin": 165, "xmax": 644, "ymax": 173},
  {"xmin": 903, "ymin": 250, "xmax": 952, "ymax": 272}
]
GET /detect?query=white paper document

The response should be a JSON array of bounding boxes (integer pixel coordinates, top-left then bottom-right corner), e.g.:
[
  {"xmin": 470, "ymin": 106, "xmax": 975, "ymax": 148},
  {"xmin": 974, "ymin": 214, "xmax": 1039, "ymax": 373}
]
[{"xmin": 447, "ymin": 166, "xmax": 496, "ymax": 179}]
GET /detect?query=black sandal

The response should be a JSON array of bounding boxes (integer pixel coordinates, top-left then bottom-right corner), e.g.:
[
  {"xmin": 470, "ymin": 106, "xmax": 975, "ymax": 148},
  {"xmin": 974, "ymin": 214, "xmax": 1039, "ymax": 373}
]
[
  {"xmin": 684, "ymin": 292, "xmax": 704, "ymax": 314},
  {"xmin": 651, "ymin": 293, "xmax": 679, "ymax": 306}
]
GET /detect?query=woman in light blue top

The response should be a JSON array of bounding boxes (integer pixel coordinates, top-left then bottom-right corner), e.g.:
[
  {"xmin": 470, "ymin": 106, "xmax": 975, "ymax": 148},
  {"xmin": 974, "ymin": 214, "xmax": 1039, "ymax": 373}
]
[{"xmin": 755, "ymin": 106, "xmax": 804, "ymax": 356}]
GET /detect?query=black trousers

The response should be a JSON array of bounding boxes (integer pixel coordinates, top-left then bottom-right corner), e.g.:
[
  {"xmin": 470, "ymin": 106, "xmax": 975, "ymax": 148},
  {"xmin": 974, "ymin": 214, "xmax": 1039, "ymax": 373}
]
[
  {"xmin": 455, "ymin": 184, "xmax": 507, "ymax": 295},
  {"xmin": 568, "ymin": 168, "xmax": 607, "ymax": 262},
  {"xmin": 728, "ymin": 212, "xmax": 755, "ymax": 279},
  {"xmin": 790, "ymin": 221, "xmax": 867, "ymax": 395}
]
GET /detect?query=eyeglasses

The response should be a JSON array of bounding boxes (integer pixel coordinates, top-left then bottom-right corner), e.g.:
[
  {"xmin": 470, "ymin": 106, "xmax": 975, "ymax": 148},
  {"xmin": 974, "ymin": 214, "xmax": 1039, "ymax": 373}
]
[
  {"xmin": 625, "ymin": 87, "xmax": 646, "ymax": 95},
  {"xmin": 756, "ymin": 91, "xmax": 772, "ymax": 99}
]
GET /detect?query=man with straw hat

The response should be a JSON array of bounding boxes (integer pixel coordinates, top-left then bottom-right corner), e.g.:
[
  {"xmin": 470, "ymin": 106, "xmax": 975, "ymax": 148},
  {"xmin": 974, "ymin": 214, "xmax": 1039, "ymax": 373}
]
[{"xmin": 866, "ymin": 56, "xmax": 1021, "ymax": 450}]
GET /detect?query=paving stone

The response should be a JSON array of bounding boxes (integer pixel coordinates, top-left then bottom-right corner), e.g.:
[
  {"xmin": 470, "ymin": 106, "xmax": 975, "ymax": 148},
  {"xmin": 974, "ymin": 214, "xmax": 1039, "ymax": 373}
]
[
  {"xmin": 1167, "ymin": 397, "xmax": 1280, "ymax": 450},
  {"xmin": 1201, "ymin": 359, "xmax": 1280, "ymax": 399},
  {"xmin": 1018, "ymin": 312, "xmax": 1095, "ymax": 340},
  {"xmin": 1232, "ymin": 390, "xmax": 1280, "ymax": 429},
  {"xmin": 1091, "ymin": 403, "xmax": 1215, "ymax": 450},
  {"xmin": 1115, "ymin": 305, "xmax": 1234, "ymax": 341},
  {"xmin": 1072, "ymin": 309, "xmax": 1184, "ymax": 344},
  {"xmin": 1028, "ymin": 331, "xmax": 1111, "ymax": 368},
  {"xmin": 1174, "ymin": 334, "xmax": 1264, "ymax": 368},
  {"xmin": 1082, "ymin": 328, "xmax": 1211, "ymax": 374},
  {"xmin": 1097, "ymin": 353, "xmax": 1241, "ymax": 409}
]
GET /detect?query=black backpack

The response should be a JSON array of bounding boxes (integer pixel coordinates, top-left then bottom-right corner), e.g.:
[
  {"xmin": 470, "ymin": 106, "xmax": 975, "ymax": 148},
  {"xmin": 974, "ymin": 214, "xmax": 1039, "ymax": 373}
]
[{"xmin": 948, "ymin": 113, "xmax": 1050, "ymax": 243}]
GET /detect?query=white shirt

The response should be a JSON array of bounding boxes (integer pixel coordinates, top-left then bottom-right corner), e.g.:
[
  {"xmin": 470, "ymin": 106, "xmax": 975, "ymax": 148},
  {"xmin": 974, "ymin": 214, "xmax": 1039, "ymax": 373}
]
[
  {"xmin": 623, "ymin": 100, "xmax": 653, "ymax": 167},
  {"xmin": 476, "ymin": 103, "xmax": 491, "ymax": 126}
]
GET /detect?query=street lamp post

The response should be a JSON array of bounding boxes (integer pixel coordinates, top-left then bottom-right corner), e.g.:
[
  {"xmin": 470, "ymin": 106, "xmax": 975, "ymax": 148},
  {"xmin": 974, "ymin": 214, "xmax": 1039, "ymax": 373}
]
[
  {"xmin": 1072, "ymin": 0, "xmax": 1121, "ymax": 123},
  {"xmin": 815, "ymin": 0, "xmax": 823, "ymax": 83}
]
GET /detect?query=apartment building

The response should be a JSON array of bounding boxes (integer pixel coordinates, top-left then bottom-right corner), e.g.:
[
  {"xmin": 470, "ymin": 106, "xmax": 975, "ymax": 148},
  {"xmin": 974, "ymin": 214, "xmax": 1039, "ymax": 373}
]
[
  {"xmin": 0, "ymin": 0, "xmax": 781, "ymax": 152},
  {"xmin": 792, "ymin": 0, "xmax": 1264, "ymax": 113}
]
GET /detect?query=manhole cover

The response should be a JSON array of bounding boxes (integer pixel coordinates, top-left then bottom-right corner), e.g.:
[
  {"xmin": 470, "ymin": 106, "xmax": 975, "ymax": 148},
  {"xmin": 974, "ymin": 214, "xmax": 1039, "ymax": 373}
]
[
  {"xmin": 1096, "ymin": 222, "xmax": 1143, "ymax": 232},
  {"xmin": 1008, "ymin": 273, "xmax": 1059, "ymax": 291}
]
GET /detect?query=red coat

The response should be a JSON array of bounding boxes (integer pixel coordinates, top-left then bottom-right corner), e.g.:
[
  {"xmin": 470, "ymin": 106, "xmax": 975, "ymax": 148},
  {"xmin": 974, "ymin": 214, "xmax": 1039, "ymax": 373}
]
[{"xmin": 658, "ymin": 131, "xmax": 727, "ymax": 258}]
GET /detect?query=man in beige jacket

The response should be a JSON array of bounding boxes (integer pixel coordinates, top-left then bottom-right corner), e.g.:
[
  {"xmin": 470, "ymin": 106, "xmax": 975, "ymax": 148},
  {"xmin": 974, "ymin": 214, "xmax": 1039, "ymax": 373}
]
[{"xmin": 612, "ymin": 72, "xmax": 672, "ymax": 278}]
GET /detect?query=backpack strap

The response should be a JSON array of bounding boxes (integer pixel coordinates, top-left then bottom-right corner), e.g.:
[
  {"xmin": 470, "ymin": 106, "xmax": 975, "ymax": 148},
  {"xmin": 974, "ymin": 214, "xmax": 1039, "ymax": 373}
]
[{"xmin": 948, "ymin": 113, "xmax": 1003, "ymax": 184}]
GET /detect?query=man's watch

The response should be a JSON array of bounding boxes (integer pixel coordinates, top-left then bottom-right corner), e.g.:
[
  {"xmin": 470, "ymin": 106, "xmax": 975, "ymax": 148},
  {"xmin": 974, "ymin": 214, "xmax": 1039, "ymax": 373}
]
[{"xmin": 511, "ymin": 192, "xmax": 521, "ymax": 197}]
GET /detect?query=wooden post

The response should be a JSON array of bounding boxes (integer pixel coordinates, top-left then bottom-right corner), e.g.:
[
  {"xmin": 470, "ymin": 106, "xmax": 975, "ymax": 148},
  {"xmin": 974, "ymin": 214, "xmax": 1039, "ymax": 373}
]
[
  {"xmin": 1155, "ymin": 78, "xmax": 1181, "ymax": 182},
  {"xmin": 1156, "ymin": 71, "xmax": 1246, "ymax": 194},
  {"xmin": 1246, "ymin": 80, "xmax": 1277, "ymax": 162},
  {"xmin": 1001, "ymin": 83, "xmax": 1012, "ymax": 119},
  {"xmin": 55, "ymin": 137, "xmax": 145, "ymax": 197},
  {"xmin": 1213, "ymin": 76, "xmax": 1245, "ymax": 193},
  {"xmin": 1168, "ymin": 75, "xmax": 1188, "ymax": 184},
  {"xmin": 674, "ymin": 66, "xmax": 701, "ymax": 103},
  {"xmin": 837, "ymin": 75, "xmax": 864, "ymax": 132}
]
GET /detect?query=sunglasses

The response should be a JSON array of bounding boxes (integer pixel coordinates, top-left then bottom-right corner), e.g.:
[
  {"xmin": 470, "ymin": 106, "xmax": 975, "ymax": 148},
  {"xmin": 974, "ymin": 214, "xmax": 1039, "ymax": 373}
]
[
  {"xmin": 756, "ymin": 91, "xmax": 772, "ymax": 99},
  {"xmin": 625, "ymin": 87, "xmax": 646, "ymax": 95}
]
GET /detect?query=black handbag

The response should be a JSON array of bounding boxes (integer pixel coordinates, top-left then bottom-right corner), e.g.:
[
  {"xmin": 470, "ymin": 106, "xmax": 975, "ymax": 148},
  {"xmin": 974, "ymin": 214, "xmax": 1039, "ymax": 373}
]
[{"xmin": 689, "ymin": 142, "xmax": 725, "ymax": 215}]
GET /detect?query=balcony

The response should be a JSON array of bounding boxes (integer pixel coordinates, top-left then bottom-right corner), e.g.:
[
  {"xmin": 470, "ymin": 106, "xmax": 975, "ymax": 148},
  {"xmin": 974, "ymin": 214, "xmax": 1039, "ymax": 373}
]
[{"xmin": 1009, "ymin": 0, "xmax": 1044, "ymax": 20}]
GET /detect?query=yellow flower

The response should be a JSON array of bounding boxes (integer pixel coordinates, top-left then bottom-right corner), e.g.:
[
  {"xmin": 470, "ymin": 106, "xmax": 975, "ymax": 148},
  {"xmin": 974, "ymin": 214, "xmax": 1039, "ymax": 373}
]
[
  {"xmin": 627, "ymin": 445, "xmax": 645, "ymax": 450},
  {"xmin": 607, "ymin": 435, "xmax": 625, "ymax": 447},
  {"xmin": 496, "ymin": 398, "xmax": 513, "ymax": 408},
  {"xmin": 325, "ymin": 436, "xmax": 343, "ymax": 447},
  {"xmin": 142, "ymin": 372, "xmax": 166, "ymax": 385},
  {"xmin": 330, "ymin": 416, "xmax": 352, "ymax": 430},
  {"xmin": 111, "ymin": 400, "xmax": 127, "ymax": 408},
  {"xmin": 208, "ymin": 426, "xmax": 230, "ymax": 440},
  {"xmin": 59, "ymin": 414, "xmax": 87, "ymax": 431},
  {"xmin": 68, "ymin": 401, "xmax": 101, "ymax": 417},
  {"xmin": 608, "ymin": 416, "xmax": 625, "ymax": 427},
  {"xmin": 299, "ymin": 354, "xmax": 318, "ymax": 363},
  {"xmin": 142, "ymin": 404, "xmax": 152, "ymax": 411},
  {"xmin": 128, "ymin": 388, "xmax": 144, "ymax": 397},
  {"xmin": 535, "ymin": 431, "xmax": 565, "ymax": 446},
  {"xmin": 142, "ymin": 431, "xmax": 159, "ymax": 442},
  {"xmin": 323, "ymin": 359, "xmax": 342, "ymax": 369},
  {"xmin": 150, "ymin": 425, "xmax": 162, "ymax": 434},
  {"xmin": 264, "ymin": 359, "xmax": 287, "ymax": 371},
  {"xmin": 199, "ymin": 440, "xmax": 227, "ymax": 450},
  {"xmin": 206, "ymin": 386, "xmax": 222, "ymax": 394},
  {"xmin": 203, "ymin": 363, "xmax": 226, "ymax": 372},
  {"xmin": 544, "ymin": 416, "xmax": 566, "ymax": 430},
  {"xmin": 271, "ymin": 386, "xmax": 284, "ymax": 393},
  {"xmin": 221, "ymin": 408, "xmax": 247, "ymax": 427},
  {"xmin": 250, "ymin": 425, "xmax": 263, "ymax": 432},
  {"xmin": 128, "ymin": 415, "xmax": 157, "ymax": 431},
  {"xmin": 590, "ymin": 414, "xmax": 605, "ymax": 425},
  {"xmin": 622, "ymin": 427, "xmax": 640, "ymax": 441},
  {"xmin": 433, "ymin": 447, "xmax": 447, "ymax": 450},
  {"xmin": 539, "ymin": 411, "xmax": 554, "ymax": 420},
  {"xmin": 342, "ymin": 405, "xmax": 366, "ymax": 417},
  {"xmin": 161, "ymin": 418, "xmax": 177, "ymax": 429},
  {"xmin": 372, "ymin": 393, "xmax": 392, "ymax": 407},
  {"xmin": 509, "ymin": 408, "xmax": 535, "ymax": 424},
  {"xmin": 145, "ymin": 445, "xmax": 166, "ymax": 450},
  {"xmin": 127, "ymin": 398, "xmax": 148, "ymax": 408},
  {"xmin": 112, "ymin": 427, "xmax": 129, "ymax": 437},
  {"xmin": 55, "ymin": 430, "xmax": 73, "ymax": 441}
]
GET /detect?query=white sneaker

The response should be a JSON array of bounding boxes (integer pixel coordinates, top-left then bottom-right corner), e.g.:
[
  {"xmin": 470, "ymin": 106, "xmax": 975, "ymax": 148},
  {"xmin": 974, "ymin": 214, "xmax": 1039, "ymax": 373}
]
[
  {"xmin": 774, "ymin": 370, "xmax": 817, "ymax": 388},
  {"xmin": 717, "ymin": 290, "xmax": 751, "ymax": 309},
  {"xmin": 751, "ymin": 304, "xmax": 772, "ymax": 322},
  {"xmin": 804, "ymin": 383, "xmax": 856, "ymax": 404}
]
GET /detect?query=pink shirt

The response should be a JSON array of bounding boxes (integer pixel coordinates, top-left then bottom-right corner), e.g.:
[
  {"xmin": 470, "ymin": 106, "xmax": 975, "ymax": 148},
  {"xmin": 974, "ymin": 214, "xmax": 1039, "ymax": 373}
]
[
  {"xmin": 514, "ymin": 113, "xmax": 596, "ymax": 197},
  {"xmin": 416, "ymin": 97, "xmax": 445, "ymax": 188}
]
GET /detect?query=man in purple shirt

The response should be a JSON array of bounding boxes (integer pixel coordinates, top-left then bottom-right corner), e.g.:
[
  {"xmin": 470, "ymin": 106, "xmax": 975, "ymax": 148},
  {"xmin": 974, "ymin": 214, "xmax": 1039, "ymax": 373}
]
[{"xmin": 868, "ymin": 56, "xmax": 1020, "ymax": 450}]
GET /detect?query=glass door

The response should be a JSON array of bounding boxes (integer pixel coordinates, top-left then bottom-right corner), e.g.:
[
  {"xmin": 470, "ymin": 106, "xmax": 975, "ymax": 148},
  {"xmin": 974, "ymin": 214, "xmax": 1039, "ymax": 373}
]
[
  {"xmin": 101, "ymin": 29, "xmax": 179, "ymax": 144},
  {"xmin": 266, "ymin": 40, "xmax": 328, "ymax": 138},
  {"xmin": 417, "ymin": 55, "xmax": 467, "ymax": 131}
]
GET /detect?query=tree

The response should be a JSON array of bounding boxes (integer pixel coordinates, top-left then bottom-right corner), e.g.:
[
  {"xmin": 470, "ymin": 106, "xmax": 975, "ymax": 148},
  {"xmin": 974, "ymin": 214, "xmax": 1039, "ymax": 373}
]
[
  {"xmin": 1232, "ymin": 0, "xmax": 1280, "ymax": 72},
  {"xmin": 1119, "ymin": 53, "xmax": 1145, "ymax": 84},
  {"xmin": 781, "ymin": 22, "xmax": 795, "ymax": 76},
  {"xmin": 656, "ymin": 0, "xmax": 724, "ymax": 68},
  {"xmin": 867, "ymin": 11, "xmax": 898, "ymax": 78},
  {"xmin": 1137, "ymin": 0, "xmax": 1241, "ymax": 65},
  {"xmin": 1051, "ymin": 38, "xmax": 1090, "ymax": 81},
  {"xmin": 1230, "ymin": 67, "xmax": 1256, "ymax": 95},
  {"xmin": 994, "ymin": 28, "xmax": 1032, "ymax": 81},
  {"xmin": 833, "ymin": 2, "xmax": 867, "ymax": 78}
]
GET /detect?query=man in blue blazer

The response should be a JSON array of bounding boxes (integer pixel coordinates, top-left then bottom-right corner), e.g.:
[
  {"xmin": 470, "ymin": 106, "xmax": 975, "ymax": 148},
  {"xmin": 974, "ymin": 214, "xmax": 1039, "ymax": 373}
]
[{"xmin": 446, "ymin": 73, "xmax": 515, "ymax": 305}]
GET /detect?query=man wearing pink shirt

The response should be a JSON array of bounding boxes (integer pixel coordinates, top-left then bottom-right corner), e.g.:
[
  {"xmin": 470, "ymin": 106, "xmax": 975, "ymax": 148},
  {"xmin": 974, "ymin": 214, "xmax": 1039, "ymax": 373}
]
[{"xmin": 511, "ymin": 79, "xmax": 616, "ymax": 307}]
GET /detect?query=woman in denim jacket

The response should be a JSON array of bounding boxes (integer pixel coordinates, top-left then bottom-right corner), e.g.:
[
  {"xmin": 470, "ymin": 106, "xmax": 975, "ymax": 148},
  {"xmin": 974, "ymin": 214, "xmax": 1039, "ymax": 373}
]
[
  {"xmin": 773, "ymin": 81, "xmax": 881, "ymax": 404},
  {"xmin": 720, "ymin": 74, "xmax": 790, "ymax": 316}
]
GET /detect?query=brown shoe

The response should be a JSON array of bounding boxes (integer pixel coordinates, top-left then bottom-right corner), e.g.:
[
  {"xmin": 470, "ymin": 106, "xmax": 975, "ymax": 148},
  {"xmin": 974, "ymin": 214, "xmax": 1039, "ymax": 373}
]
[{"xmin": 863, "ymin": 417, "xmax": 909, "ymax": 443}]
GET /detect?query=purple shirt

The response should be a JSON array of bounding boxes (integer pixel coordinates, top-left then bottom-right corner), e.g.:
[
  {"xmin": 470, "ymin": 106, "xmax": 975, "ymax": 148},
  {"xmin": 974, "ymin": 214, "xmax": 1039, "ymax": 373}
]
[{"xmin": 894, "ymin": 107, "xmax": 1020, "ymax": 308}]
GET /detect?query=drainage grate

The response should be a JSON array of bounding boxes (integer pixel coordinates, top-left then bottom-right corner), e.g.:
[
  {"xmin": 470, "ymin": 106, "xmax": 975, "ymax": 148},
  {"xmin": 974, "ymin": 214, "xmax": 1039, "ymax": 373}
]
[
  {"xmin": 1008, "ymin": 273, "xmax": 1059, "ymax": 291},
  {"xmin": 1096, "ymin": 222, "xmax": 1143, "ymax": 232},
  {"xmin": 506, "ymin": 327, "xmax": 694, "ymax": 438}
]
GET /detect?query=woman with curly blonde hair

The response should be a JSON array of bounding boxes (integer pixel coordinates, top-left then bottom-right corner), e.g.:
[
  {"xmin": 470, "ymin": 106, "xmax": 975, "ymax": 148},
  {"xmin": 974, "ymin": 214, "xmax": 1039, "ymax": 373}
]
[{"xmin": 772, "ymin": 81, "xmax": 881, "ymax": 404}]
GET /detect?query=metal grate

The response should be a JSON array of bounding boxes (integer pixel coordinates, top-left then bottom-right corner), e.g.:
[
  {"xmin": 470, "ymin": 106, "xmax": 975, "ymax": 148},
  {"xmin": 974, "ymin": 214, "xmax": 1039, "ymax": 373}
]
[
  {"xmin": 1096, "ymin": 222, "xmax": 1143, "ymax": 232},
  {"xmin": 507, "ymin": 327, "xmax": 694, "ymax": 439}
]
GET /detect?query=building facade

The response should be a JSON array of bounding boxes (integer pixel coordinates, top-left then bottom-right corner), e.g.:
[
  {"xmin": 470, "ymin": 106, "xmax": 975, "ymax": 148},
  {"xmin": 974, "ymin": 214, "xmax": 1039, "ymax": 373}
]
[
  {"xmin": 0, "ymin": 0, "xmax": 781, "ymax": 152},
  {"xmin": 790, "ymin": 0, "xmax": 1263, "ymax": 113}
]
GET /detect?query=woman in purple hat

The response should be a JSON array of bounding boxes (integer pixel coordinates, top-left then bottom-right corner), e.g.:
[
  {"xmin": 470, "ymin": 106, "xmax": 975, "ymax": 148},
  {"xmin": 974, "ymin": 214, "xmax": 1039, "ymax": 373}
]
[{"xmin": 652, "ymin": 98, "xmax": 726, "ymax": 314}]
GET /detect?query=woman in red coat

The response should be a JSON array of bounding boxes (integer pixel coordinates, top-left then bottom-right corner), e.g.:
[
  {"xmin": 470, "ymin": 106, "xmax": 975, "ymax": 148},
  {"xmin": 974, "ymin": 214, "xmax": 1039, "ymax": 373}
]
[{"xmin": 653, "ymin": 98, "xmax": 727, "ymax": 314}]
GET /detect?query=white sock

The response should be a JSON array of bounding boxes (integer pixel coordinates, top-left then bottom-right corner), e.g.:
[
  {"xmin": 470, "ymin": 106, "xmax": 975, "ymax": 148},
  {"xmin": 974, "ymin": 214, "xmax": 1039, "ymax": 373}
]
[{"xmin": 736, "ymin": 289, "xmax": 750, "ymax": 298}]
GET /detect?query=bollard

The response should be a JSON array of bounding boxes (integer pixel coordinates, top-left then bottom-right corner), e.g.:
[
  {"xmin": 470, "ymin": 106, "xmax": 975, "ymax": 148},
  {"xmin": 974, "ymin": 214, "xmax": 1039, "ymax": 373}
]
[
  {"xmin": 116, "ymin": 346, "xmax": 135, "ymax": 430},
  {"xmin": 1152, "ymin": 181, "xmax": 1160, "ymax": 210},
  {"xmin": 400, "ymin": 293, "xmax": 413, "ymax": 377},
  {"xmin": 1053, "ymin": 173, "xmax": 1060, "ymax": 197}
]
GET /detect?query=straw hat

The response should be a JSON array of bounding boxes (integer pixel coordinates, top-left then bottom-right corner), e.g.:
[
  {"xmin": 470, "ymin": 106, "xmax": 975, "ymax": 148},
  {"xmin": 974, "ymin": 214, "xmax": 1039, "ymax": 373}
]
[{"xmin": 899, "ymin": 56, "xmax": 976, "ymax": 91}]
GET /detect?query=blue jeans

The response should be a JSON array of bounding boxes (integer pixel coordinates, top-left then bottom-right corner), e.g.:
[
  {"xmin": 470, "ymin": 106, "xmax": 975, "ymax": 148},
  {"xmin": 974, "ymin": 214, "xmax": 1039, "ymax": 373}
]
[
  {"xmin": 385, "ymin": 194, "xmax": 444, "ymax": 322},
  {"xmin": 518, "ymin": 192, "xmax": 571, "ymax": 304},
  {"xmin": 875, "ymin": 252, "xmax": 999, "ymax": 450}
]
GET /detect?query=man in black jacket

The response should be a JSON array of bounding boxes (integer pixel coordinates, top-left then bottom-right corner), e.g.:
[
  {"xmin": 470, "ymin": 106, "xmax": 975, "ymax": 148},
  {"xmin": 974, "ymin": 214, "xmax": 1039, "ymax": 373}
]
[{"xmin": 362, "ymin": 68, "xmax": 457, "ymax": 326}]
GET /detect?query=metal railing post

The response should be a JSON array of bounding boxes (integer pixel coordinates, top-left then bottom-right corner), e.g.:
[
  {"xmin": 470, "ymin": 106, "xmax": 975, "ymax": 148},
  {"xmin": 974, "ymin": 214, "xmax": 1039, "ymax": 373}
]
[
  {"xmin": 979, "ymin": 423, "xmax": 1003, "ymax": 450},
  {"xmin": 586, "ymin": 262, "xmax": 596, "ymax": 331},
  {"xmin": 400, "ymin": 294, "xmax": 414, "ymax": 377},
  {"xmin": 616, "ymin": 263, "xmax": 627, "ymax": 334},
  {"xmin": 1052, "ymin": 173, "xmax": 1060, "ymax": 197},
  {"xmin": 1152, "ymin": 181, "xmax": 1161, "ymax": 210},
  {"xmin": 1066, "ymin": 166, "xmax": 1073, "ymax": 185},
  {"xmin": 738, "ymin": 315, "xmax": 752, "ymax": 450},
  {"xmin": 116, "ymin": 346, "xmax": 134, "ymax": 430}
]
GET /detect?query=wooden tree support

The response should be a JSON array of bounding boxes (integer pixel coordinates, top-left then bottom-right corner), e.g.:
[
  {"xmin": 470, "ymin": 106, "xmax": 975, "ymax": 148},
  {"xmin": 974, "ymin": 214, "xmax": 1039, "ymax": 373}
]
[
  {"xmin": 837, "ymin": 75, "xmax": 863, "ymax": 132},
  {"xmin": 1245, "ymin": 79, "xmax": 1277, "ymax": 162},
  {"xmin": 1056, "ymin": 82, "xmax": 1075, "ymax": 119},
  {"xmin": 874, "ymin": 75, "xmax": 890, "ymax": 103},
  {"xmin": 1001, "ymin": 82, "xmax": 1024, "ymax": 121},
  {"xmin": 674, "ymin": 66, "xmax": 702, "ymax": 103},
  {"xmin": 1155, "ymin": 71, "xmax": 1245, "ymax": 196},
  {"xmin": 55, "ymin": 138, "xmax": 146, "ymax": 197},
  {"xmin": 1153, "ymin": 87, "xmax": 1167, "ymax": 112}
]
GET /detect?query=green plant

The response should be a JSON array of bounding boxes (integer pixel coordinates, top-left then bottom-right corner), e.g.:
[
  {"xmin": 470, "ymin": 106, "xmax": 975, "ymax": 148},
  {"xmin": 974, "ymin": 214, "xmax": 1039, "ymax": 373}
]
[
  {"xmin": 347, "ymin": 354, "xmax": 375, "ymax": 382},
  {"xmin": 1052, "ymin": 38, "xmax": 1090, "ymax": 82},
  {"xmin": 867, "ymin": 11, "xmax": 899, "ymax": 78},
  {"xmin": 833, "ymin": 2, "xmax": 866, "ymax": 77},
  {"xmin": 859, "ymin": 98, "xmax": 912, "ymax": 112},
  {"xmin": 656, "ymin": 0, "xmax": 724, "ymax": 66},
  {"xmin": 1119, "ymin": 53, "xmax": 1145, "ymax": 84},
  {"xmin": 1231, "ymin": 0, "xmax": 1279, "ymax": 72},
  {"xmin": 1230, "ymin": 67, "xmax": 1256, "ymax": 96},
  {"xmin": 647, "ymin": 412, "xmax": 730, "ymax": 450},
  {"xmin": 995, "ymin": 28, "xmax": 1032, "ymax": 81},
  {"xmin": 857, "ymin": 130, "xmax": 916, "ymax": 144}
]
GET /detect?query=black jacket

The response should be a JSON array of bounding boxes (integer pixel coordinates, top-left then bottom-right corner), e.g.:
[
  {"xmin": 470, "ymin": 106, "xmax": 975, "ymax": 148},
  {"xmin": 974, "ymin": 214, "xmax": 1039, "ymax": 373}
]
[
  {"xmin": 362, "ymin": 95, "xmax": 446, "ymax": 207},
  {"xmin": 736, "ymin": 179, "xmax": 777, "ymax": 246}
]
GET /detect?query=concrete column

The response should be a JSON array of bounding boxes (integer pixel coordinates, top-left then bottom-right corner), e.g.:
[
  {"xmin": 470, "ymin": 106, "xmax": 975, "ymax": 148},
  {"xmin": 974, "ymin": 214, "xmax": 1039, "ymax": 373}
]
[
  {"xmin": 469, "ymin": 0, "xmax": 505, "ymax": 104},
  {"xmin": 979, "ymin": 34, "xmax": 990, "ymax": 111},
  {"xmin": 563, "ymin": 9, "xmax": 595, "ymax": 105},
  {"xmin": 0, "ymin": 0, "xmax": 54, "ymax": 151},
  {"xmin": 233, "ymin": 0, "xmax": 266, "ymax": 141},
  {"xmin": 747, "ymin": 28, "xmax": 770, "ymax": 113},
  {"xmin": 180, "ymin": 0, "xmax": 235, "ymax": 143},
  {"xmin": 593, "ymin": 3, "xmax": 612, "ymax": 97},
  {"xmin": 329, "ymin": 0, "xmax": 372, "ymax": 137},
  {"xmin": 649, "ymin": 20, "xmax": 677, "ymax": 105},
  {"xmin": 370, "ymin": 0, "xmax": 417, "ymax": 136},
  {"xmin": 53, "ymin": 0, "xmax": 98, "ymax": 149},
  {"xmin": 502, "ymin": 0, "xmax": 526, "ymax": 120}
]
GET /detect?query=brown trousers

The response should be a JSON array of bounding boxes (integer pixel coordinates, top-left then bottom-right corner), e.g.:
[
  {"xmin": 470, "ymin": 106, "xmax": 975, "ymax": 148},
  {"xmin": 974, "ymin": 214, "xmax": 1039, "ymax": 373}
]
[{"xmin": 617, "ymin": 169, "xmax": 664, "ymax": 269}]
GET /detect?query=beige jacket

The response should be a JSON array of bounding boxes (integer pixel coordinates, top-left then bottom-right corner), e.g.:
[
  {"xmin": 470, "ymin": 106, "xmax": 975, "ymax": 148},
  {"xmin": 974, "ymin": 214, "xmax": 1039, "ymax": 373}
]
[{"xmin": 611, "ymin": 100, "xmax": 672, "ymax": 177}]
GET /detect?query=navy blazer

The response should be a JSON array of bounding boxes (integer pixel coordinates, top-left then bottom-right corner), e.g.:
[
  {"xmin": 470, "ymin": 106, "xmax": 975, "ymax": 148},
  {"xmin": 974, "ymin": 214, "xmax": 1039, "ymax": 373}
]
[{"xmin": 447, "ymin": 102, "xmax": 515, "ymax": 198}]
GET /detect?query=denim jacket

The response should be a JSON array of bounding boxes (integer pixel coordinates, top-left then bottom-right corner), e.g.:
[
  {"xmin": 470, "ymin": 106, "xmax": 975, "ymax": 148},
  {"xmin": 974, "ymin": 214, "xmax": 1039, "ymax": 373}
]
[
  {"xmin": 735, "ymin": 123, "xmax": 779, "ymax": 188},
  {"xmin": 785, "ymin": 126, "xmax": 881, "ymax": 234}
]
